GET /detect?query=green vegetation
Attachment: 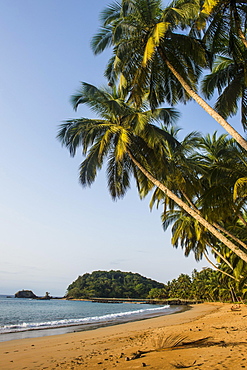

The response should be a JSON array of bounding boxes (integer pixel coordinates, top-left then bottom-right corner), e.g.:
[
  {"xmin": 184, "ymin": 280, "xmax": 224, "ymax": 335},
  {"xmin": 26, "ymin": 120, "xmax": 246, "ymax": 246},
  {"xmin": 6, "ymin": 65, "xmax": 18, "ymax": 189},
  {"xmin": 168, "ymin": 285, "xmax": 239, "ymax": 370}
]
[
  {"xmin": 148, "ymin": 268, "xmax": 246, "ymax": 302},
  {"xmin": 59, "ymin": 1, "xmax": 247, "ymax": 301},
  {"xmin": 66, "ymin": 270, "xmax": 165, "ymax": 299},
  {"xmin": 67, "ymin": 268, "xmax": 246, "ymax": 302}
]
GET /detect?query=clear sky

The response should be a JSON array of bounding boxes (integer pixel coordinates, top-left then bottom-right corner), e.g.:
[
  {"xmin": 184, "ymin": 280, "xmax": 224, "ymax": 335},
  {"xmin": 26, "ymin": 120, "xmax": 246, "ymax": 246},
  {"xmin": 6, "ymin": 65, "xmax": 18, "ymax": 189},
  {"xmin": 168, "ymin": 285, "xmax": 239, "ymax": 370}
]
[{"xmin": 0, "ymin": 1, "xmax": 244, "ymax": 297}]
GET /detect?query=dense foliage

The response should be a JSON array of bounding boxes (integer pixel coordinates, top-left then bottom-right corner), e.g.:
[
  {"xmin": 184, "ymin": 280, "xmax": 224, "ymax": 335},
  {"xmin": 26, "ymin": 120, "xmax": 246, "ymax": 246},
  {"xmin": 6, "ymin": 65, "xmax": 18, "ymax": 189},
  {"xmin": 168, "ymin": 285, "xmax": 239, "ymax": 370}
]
[
  {"xmin": 66, "ymin": 270, "xmax": 165, "ymax": 299},
  {"xmin": 60, "ymin": 0, "xmax": 247, "ymax": 302},
  {"xmin": 148, "ymin": 268, "xmax": 245, "ymax": 302},
  {"xmin": 67, "ymin": 268, "xmax": 245, "ymax": 302}
]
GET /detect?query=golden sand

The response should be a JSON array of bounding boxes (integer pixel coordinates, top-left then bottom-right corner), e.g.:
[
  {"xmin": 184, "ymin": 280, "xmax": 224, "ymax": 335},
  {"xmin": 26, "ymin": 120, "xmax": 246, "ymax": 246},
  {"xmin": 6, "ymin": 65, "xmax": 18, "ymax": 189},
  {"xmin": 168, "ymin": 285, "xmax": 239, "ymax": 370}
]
[{"xmin": 0, "ymin": 303, "xmax": 247, "ymax": 369}]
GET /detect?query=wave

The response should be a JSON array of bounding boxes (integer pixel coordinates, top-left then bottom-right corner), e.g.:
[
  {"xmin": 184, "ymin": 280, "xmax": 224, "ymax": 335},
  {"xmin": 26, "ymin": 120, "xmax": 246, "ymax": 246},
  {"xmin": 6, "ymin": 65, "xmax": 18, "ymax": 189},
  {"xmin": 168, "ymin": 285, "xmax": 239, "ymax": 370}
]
[{"xmin": 0, "ymin": 305, "xmax": 170, "ymax": 334}]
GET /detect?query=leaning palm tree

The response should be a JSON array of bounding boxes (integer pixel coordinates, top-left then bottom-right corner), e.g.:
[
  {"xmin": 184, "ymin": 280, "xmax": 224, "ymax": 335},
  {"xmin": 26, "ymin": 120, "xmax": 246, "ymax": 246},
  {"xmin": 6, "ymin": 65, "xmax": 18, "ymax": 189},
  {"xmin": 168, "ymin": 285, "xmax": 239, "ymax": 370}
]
[
  {"xmin": 146, "ymin": 129, "xmax": 247, "ymax": 253},
  {"xmin": 58, "ymin": 82, "xmax": 247, "ymax": 263},
  {"xmin": 91, "ymin": 0, "xmax": 247, "ymax": 150},
  {"xmin": 196, "ymin": 132, "xmax": 247, "ymax": 248},
  {"xmin": 58, "ymin": 82, "xmax": 180, "ymax": 198}
]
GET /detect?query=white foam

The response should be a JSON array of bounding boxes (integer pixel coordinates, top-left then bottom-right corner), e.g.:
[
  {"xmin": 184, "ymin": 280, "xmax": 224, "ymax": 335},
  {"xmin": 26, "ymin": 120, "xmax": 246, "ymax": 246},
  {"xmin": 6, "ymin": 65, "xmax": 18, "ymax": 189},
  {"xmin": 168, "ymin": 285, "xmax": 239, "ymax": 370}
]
[{"xmin": 0, "ymin": 305, "xmax": 170, "ymax": 333}]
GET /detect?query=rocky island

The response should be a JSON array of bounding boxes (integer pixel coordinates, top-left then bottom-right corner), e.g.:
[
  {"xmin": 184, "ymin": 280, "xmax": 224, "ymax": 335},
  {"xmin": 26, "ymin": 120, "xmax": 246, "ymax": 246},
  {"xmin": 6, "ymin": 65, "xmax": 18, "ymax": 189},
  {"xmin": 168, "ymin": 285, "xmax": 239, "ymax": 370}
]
[
  {"xmin": 15, "ymin": 290, "xmax": 52, "ymax": 299},
  {"xmin": 15, "ymin": 290, "xmax": 38, "ymax": 299}
]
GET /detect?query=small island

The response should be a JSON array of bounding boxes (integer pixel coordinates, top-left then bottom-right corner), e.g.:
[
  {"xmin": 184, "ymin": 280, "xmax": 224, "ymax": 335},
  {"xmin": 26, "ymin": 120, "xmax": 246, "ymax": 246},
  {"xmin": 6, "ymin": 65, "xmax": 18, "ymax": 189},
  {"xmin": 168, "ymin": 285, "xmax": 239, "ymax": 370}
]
[
  {"xmin": 15, "ymin": 290, "xmax": 38, "ymax": 299},
  {"xmin": 15, "ymin": 290, "xmax": 52, "ymax": 300},
  {"xmin": 66, "ymin": 270, "xmax": 165, "ymax": 299}
]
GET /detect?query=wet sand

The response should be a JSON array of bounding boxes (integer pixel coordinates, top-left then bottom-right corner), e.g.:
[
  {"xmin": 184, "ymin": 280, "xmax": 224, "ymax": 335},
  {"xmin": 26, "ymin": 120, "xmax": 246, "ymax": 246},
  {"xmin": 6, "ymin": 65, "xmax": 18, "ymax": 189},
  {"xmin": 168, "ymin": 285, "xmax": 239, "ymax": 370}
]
[{"xmin": 0, "ymin": 302, "xmax": 247, "ymax": 369}]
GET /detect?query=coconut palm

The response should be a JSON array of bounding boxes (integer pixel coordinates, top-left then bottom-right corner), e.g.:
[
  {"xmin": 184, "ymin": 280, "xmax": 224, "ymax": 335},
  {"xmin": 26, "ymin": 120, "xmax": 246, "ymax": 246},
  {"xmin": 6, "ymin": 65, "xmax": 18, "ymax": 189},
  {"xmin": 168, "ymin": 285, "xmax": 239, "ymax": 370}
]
[
  {"xmin": 147, "ymin": 130, "xmax": 247, "ymax": 274},
  {"xmin": 139, "ymin": 125, "xmax": 202, "ymax": 209},
  {"xmin": 196, "ymin": 133, "xmax": 247, "ymax": 243},
  {"xmin": 91, "ymin": 0, "xmax": 247, "ymax": 150},
  {"xmin": 58, "ymin": 82, "xmax": 247, "ymax": 263},
  {"xmin": 199, "ymin": 0, "xmax": 247, "ymax": 50},
  {"xmin": 162, "ymin": 208, "xmax": 241, "ymax": 282},
  {"xmin": 147, "ymin": 130, "xmax": 247, "ymax": 252},
  {"xmin": 202, "ymin": 36, "xmax": 247, "ymax": 129},
  {"xmin": 191, "ymin": 268, "xmax": 221, "ymax": 301}
]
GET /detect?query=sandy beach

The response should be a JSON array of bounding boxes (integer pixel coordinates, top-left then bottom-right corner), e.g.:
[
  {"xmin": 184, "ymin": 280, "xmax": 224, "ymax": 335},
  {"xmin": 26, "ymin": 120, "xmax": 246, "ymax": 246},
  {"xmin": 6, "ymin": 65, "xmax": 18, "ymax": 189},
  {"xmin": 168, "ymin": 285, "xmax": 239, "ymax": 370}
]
[{"xmin": 0, "ymin": 302, "xmax": 247, "ymax": 369}]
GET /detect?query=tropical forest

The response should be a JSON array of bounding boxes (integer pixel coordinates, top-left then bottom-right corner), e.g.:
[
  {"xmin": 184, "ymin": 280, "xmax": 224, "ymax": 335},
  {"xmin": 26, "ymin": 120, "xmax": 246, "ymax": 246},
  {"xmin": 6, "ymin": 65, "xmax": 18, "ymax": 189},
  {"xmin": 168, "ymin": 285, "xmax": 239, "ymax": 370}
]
[
  {"xmin": 66, "ymin": 269, "xmax": 240, "ymax": 302},
  {"xmin": 58, "ymin": 0, "xmax": 247, "ymax": 303}
]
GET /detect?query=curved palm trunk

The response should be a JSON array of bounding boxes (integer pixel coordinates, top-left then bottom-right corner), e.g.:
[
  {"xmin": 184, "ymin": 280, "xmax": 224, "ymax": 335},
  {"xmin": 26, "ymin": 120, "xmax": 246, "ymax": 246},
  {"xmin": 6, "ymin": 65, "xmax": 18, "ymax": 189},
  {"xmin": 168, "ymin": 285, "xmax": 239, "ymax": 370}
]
[
  {"xmin": 158, "ymin": 50, "xmax": 247, "ymax": 151},
  {"xmin": 128, "ymin": 150, "xmax": 247, "ymax": 263},
  {"xmin": 202, "ymin": 251, "xmax": 239, "ymax": 281},
  {"xmin": 210, "ymin": 245, "xmax": 234, "ymax": 270},
  {"xmin": 213, "ymin": 222, "xmax": 247, "ymax": 250}
]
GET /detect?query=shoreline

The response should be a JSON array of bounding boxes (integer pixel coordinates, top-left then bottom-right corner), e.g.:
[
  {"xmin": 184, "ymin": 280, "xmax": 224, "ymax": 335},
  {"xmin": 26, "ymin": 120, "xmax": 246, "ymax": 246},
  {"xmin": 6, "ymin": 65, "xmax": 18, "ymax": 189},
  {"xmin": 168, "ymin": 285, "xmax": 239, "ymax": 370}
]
[
  {"xmin": 2, "ymin": 302, "xmax": 245, "ymax": 369},
  {"xmin": 0, "ymin": 304, "xmax": 187, "ymax": 343},
  {"xmin": 1, "ymin": 303, "xmax": 247, "ymax": 369}
]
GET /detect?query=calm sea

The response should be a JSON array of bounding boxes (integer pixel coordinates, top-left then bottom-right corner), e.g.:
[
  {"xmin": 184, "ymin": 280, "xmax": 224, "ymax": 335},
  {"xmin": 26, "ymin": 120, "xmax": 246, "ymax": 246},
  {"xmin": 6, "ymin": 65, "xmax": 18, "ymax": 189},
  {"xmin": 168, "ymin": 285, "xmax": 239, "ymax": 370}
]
[{"xmin": 0, "ymin": 295, "xmax": 184, "ymax": 342}]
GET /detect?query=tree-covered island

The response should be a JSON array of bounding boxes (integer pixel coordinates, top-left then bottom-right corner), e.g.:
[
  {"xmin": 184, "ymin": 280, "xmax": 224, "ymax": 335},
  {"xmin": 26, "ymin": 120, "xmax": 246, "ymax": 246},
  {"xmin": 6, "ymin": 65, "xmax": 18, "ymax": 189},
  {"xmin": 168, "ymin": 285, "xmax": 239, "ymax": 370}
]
[{"xmin": 66, "ymin": 270, "xmax": 164, "ymax": 299}]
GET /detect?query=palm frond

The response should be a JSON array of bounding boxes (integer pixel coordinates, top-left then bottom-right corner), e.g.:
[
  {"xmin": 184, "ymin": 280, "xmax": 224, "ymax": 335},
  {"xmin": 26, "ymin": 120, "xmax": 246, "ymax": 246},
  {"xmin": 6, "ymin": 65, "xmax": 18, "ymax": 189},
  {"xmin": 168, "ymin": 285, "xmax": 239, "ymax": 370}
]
[
  {"xmin": 234, "ymin": 177, "xmax": 247, "ymax": 200},
  {"xmin": 107, "ymin": 151, "xmax": 132, "ymax": 199}
]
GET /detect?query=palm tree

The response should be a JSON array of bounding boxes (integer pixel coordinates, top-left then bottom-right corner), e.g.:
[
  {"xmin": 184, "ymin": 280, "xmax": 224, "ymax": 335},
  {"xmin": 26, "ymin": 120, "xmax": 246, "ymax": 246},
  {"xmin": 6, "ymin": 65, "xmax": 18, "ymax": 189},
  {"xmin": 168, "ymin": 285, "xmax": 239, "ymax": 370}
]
[
  {"xmin": 191, "ymin": 268, "xmax": 220, "ymax": 301},
  {"xmin": 196, "ymin": 133, "xmax": 247, "ymax": 247},
  {"xmin": 58, "ymin": 82, "xmax": 247, "ymax": 263},
  {"xmin": 199, "ymin": 0, "xmax": 247, "ymax": 49},
  {"xmin": 146, "ymin": 130, "xmax": 247, "ymax": 275},
  {"xmin": 147, "ymin": 129, "xmax": 247, "ymax": 253},
  {"xmin": 162, "ymin": 208, "xmax": 241, "ymax": 281},
  {"xmin": 91, "ymin": 0, "xmax": 247, "ymax": 150},
  {"xmin": 58, "ymin": 82, "xmax": 180, "ymax": 198},
  {"xmin": 202, "ymin": 36, "xmax": 247, "ymax": 129}
]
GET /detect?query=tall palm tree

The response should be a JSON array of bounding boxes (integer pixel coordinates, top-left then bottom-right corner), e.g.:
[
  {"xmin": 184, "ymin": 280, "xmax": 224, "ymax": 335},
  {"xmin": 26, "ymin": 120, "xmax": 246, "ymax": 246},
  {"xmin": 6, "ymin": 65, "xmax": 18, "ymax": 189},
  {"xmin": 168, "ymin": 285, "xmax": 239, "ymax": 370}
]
[
  {"xmin": 91, "ymin": 0, "xmax": 247, "ymax": 150},
  {"xmin": 58, "ymin": 82, "xmax": 247, "ymax": 263}
]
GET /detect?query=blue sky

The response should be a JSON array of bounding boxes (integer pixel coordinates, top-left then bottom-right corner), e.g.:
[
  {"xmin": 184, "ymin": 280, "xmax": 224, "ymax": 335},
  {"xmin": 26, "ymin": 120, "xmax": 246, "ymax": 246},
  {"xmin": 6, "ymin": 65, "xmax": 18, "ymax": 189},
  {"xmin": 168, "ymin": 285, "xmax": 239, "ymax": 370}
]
[{"xmin": 0, "ymin": 1, "xmax": 243, "ymax": 296}]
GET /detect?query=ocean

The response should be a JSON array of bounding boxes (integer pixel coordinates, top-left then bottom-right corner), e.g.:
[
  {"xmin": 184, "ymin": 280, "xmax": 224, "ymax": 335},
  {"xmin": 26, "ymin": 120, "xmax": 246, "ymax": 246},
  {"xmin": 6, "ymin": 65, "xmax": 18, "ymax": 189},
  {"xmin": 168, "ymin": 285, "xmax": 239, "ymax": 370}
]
[{"xmin": 0, "ymin": 295, "xmax": 184, "ymax": 342}]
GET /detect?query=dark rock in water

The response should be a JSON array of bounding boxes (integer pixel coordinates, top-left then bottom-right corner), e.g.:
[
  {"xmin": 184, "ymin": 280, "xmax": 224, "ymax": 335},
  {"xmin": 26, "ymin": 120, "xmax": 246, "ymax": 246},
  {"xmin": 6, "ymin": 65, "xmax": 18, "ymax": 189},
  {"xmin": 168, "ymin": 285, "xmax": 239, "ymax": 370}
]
[
  {"xmin": 39, "ymin": 292, "xmax": 52, "ymax": 300},
  {"xmin": 15, "ymin": 290, "xmax": 38, "ymax": 299}
]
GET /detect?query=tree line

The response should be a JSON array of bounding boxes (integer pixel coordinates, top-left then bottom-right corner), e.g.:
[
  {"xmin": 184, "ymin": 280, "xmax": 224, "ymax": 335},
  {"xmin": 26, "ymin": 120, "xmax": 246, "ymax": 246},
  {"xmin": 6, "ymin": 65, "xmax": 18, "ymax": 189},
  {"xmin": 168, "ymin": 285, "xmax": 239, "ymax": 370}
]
[
  {"xmin": 58, "ymin": 0, "xmax": 247, "ymax": 300},
  {"xmin": 148, "ymin": 268, "xmax": 246, "ymax": 302},
  {"xmin": 66, "ymin": 268, "xmax": 245, "ymax": 302}
]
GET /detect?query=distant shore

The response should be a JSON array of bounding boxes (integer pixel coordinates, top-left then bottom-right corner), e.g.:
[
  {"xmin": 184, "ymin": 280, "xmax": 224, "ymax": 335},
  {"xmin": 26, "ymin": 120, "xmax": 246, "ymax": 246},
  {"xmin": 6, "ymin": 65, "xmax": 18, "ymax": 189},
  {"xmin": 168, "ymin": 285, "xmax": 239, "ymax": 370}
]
[
  {"xmin": 67, "ymin": 297, "xmax": 203, "ymax": 305},
  {"xmin": 1, "ymin": 302, "xmax": 246, "ymax": 370}
]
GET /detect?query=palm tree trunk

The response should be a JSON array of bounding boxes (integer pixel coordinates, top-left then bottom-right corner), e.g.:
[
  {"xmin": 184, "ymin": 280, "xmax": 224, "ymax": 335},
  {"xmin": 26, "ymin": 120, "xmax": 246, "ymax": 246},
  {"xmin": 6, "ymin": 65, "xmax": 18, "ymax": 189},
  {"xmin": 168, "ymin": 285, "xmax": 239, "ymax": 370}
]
[
  {"xmin": 181, "ymin": 190, "xmax": 247, "ymax": 251},
  {"xmin": 232, "ymin": 5, "xmax": 247, "ymax": 49},
  {"xmin": 209, "ymin": 245, "xmax": 234, "ymax": 270},
  {"xmin": 202, "ymin": 251, "xmax": 239, "ymax": 281},
  {"xmin": 236, "ymin": 28, "xmax": 247, "ymax": 49},
  {"xmin": 157, "ymin": 48, "xmax": 247, "ymax": 151},
  {"xmin": 213, "ymin": 222, "xmax": 247, "ymax": 250},
  {"xmin": 166, "ymin": 59, "xmax": 247, "ymax": 151},
  {"xmin": 128, "ymin": 150, "xmax": 247, "ymax": 263},
  {"xmin": 237, "ymin": 213, "xmax": 247, "ymax": 227}
]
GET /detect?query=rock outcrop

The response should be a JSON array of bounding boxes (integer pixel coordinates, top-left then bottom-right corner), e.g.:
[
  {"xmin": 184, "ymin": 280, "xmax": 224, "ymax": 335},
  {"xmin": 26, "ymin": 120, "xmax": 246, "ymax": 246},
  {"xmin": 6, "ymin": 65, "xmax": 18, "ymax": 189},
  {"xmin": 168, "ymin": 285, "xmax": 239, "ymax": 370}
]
[{"xmin": 15, "ymin": 290, "xmax": 38, "ymax": 299}]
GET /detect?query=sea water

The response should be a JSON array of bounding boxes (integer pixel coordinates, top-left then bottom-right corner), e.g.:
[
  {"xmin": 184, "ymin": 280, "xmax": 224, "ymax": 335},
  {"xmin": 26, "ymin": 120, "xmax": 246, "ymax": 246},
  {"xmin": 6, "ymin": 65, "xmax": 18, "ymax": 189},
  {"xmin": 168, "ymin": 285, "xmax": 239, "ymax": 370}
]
[{"xmin": 0, "ymin": 295, "xmax": 184, "ymax": 342}]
